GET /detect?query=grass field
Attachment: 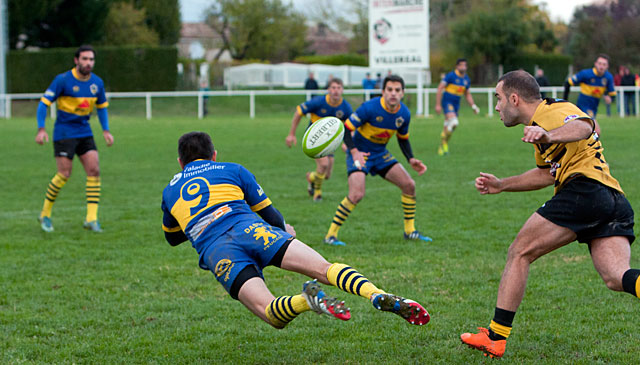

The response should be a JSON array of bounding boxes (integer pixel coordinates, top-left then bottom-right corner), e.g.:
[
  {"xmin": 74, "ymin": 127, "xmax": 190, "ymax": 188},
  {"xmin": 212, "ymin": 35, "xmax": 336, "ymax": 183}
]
[{"xmin": 1, "ymin": 106, "xmax": 639, "ymax": 363}]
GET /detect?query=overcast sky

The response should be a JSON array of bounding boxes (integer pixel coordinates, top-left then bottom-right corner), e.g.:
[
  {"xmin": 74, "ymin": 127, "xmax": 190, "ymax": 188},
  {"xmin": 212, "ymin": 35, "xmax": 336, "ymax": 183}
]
[{"xmin": 180, "ymin": 0, "xmax": 596, "ymax": 24}]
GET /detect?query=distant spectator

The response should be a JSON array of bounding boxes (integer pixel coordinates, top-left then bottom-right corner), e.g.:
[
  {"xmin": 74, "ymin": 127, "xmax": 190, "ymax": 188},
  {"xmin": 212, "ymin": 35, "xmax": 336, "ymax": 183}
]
[
  {"xmin": 535, "ymin": 69, "xmax": 550, "ymax": 98},
  {"xmin": 374, "ymin": 73, "xmax": 382, "ymax": 89},
  {"xmin": 325, "ymin": 74, "xmax": 334, "ymax": 89},
  {"xmin": 305, "ymin": 72, "xmax": 319, "ymax": 97},
  {"xmin": 614, "ymin": 65, "xmax": 624, "ymax": 86},
  {"xmin": 362, "ymin": 73, "xmax": 375, "ymax": 89},
  {"xmin": 621, "ymin": 67, "xmax": 636, "ymax": 116},
  {"xmin": 200, "ymin": 79, "xmax": 210, "ymax": 117}
]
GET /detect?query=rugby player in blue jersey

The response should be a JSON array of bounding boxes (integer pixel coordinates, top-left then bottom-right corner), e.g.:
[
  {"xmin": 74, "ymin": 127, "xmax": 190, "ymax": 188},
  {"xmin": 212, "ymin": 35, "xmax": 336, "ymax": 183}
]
[
  {"xmin": 35, "ymin": 45, "xmax": 112, "ymax": 233},
  {"xmin": 285, "ymin": 78, "xmax": 353, "ymax": 202},
  {"xmin": 435, "ymin": 58, "xmax": 480, "ymax": 155},
  {"xmin": 563, "ymin": 54, "xmax": 615, "ymax": 123},
  {"xmin": 161, "ymin": 132, "xmax": 431, "ymax": 328},
  {"xmin": 324, "ymin": 75, "xmax": 432, "ymax": 246}
]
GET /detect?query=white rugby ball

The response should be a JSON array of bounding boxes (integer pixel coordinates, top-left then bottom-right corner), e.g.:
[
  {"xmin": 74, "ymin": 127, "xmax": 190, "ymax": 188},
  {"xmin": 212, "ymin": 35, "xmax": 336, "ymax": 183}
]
[{"xmin": 302, "ymin": 116, "xmax": 345, "ymax": 158}]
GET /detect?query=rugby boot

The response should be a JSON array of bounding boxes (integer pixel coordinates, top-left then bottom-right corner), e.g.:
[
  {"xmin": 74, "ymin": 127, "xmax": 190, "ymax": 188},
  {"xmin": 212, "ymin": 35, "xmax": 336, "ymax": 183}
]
[
  {"xmin": 324, "ymin": 236, "xmax": 346, "ymax": 246},
  {"xmin": 306, "ymin": 172, "xmax": 315, "ymax": 197},
  {"xmin": 39, "ymin": 216, "xmax": 54, "ymax": 233},
  {"xmin": 371, "ymin": 293, "xmax": 430, "ymax": 325},
  {"xmin": 404, "ymin": 230, "xmax": 432, "ymax": 243},
  {"xmin": 83, "ymin": 220, "xmax": 103, "ymax": 233},
  {"xmin": 460, "ymin": 327, "xmax": 506, "ymax": 358},
  {"xmin": 302, "ymin": 279, "xmax": 351, "ymax": 321}
]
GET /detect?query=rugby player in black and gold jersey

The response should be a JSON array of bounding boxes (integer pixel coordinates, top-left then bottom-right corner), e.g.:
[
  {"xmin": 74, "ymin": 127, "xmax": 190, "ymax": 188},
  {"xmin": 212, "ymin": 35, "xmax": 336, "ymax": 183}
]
[{"xmin": 460, "ymin": 70, "xmax": 638, "ymax": 358}]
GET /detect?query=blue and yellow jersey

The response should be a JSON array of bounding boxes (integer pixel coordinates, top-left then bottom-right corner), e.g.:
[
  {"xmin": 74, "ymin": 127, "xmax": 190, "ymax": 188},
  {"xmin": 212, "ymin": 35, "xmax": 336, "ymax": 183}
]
[
  {"xmin": 161, "ymin": 160, "xmax": 272, "ymax": 256},
  {"xmin": 345, "ymin": 97, "xmax": 410, "ymax": 154},
  {"xmin": 296, "ymin": 94, "xmax": 353, "ymax": 122},
  {"xmin": 568, "ymin": 68, "xmax": 616, "ymax": 100},
  {"xmin": 442, "ymin": 69, "xmax": 470, "ymax": 103},
  {"xmin": 40, "ymin": 68, "xmax": 108, "ymax": 141},
  {"xmin": 530, "ymin": 99, "xmax": 622, "ymax": 194}
]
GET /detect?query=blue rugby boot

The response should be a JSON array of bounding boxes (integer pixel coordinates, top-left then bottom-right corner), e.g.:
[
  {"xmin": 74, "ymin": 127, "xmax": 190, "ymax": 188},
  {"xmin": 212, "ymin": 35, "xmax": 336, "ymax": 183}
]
[{"xmin": 404, "ymin": 230, "xmax": 432, "ymax": 243}]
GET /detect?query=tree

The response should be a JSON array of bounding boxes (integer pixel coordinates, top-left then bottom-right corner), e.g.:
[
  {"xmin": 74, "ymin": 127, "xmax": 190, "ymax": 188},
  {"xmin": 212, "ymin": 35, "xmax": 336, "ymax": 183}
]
[
  {"xmin": 9, "ymin": 0, "xmax": 109, "ymax": 48},
  {"xmin": 102, "ymin": 2, "xmax": 159, "ymax": 46},
  {"xmin": 133, "ymin": 0, "xmax": 181, "ymax": 45},
  {"xmin": 566, "ymin": 0, "xmax": 640, "ymax": 70},
  {"xmin": 205, "ymin": 0, "xmax": 308, "ymax": 62}
]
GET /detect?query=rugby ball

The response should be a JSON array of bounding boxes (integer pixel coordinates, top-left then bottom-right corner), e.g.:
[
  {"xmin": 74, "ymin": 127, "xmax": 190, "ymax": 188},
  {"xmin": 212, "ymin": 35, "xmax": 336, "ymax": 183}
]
[{"xmin": 302, "ymin": 116, "xmax": 345, "ymax": 158}]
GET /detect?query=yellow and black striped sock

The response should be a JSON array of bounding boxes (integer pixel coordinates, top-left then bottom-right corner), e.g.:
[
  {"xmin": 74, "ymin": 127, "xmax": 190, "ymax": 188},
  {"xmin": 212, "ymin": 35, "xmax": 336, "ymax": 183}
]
[
  {"xmin": 489, "ymin": 307, "xmax": 515, "ymax": 341},
  {"xmin": 312, "ymin": 172, "xmax": 325, "ymax": 199},
  {"xmin": 326, "ymin": 263, "xmax": 385, "ymax": 300},
  {"xmin": 622, "ymin": 269, "xmax": 640, "ymax": 298},
  {"xmin": 402, "ymin": 194, "xmax": 416, "ymax": 234},
  {"xmin": 86, "ymin": 176, "xmax": 100, "ymax": 222},
  {"xmin": 41, "ymin": 172, "xmax": 68, "ymax": 218},
  {"xmin": 265, "ymin": 295, "xmax": 310, "ymax": 328},
  {"xmin": 326, "ymin": 197, "xmax": 356, "ymax": 238},
  {"xmin": 440, "ymin": 130, "xmax": 447, "ymax": 145}
]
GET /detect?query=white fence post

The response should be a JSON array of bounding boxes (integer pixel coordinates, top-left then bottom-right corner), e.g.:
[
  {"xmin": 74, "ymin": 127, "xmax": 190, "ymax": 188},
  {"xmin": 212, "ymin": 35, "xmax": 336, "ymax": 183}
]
[
  {"xmin": 198, "ymin": 92, "xmax": 203, "ymax": 119},
  {"xmin": 5, "ymin": 94, "xmax": 10, "ymax": 118},
  {"xmin": 250, "ymin": 91, "xmax": 255, "ymax": 119},
  {"xmin": 487, "ymin": 89, "xmax": 493, "ymax": 117},
  {"xmin": 424, "ymin": 89, "xmax": 429, "ymax": 117},
  {"xmin": 619, "ymin": 87, "xmax": 625, "ymax": 117},
  {"xmin": 145, "ymin": 93, "xmax": 152, "ymax": 120}
]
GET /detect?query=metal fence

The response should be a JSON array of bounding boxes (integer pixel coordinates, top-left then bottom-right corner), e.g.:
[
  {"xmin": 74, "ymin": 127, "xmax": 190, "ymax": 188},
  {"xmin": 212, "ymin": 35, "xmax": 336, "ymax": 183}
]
[{"xmin": 3, "ymin": 86, "xmax": 639, "ymax": 120}]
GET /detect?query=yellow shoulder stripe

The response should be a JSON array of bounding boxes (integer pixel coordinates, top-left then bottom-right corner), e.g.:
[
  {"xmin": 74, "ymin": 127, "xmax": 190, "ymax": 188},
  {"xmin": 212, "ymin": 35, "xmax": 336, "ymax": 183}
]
[
  {"xmin": 163, "ymin": 225, "xmax": 182, "ymax": 233},
  {"xmin": 251, "ymin": 198, "xmax": 272, "ymax": 212},
  {"xmin": 40, "ymin": 97, "xmax": 52, "ymax": 106}
]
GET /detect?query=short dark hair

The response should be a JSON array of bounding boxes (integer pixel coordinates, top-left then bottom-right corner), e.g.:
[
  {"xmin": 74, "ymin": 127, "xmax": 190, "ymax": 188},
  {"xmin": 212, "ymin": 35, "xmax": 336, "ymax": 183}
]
[
  {"xmin": 178, "ymin": 132, "xmax": 215, "ymax": 165},
  {"xmin": 596, "ymin": 53, "xmax": 610, "ymax": 63},
  {"xmin": 327, "ymin": 77, "xmax": 343, "ymax": 88},
  {"xmin": 498, "ymin": 70, "xmax": 541, "ymax": 103},
  {"xmin": 75, "ymin": 45, "xmax": 96, "ymax": 59},
  {"xmin": 456, "ymin": 58, "xmax": 467, "ymax": 65},
  {"xmin": 382, "ymin": 74, "xmax": 404, "ymax": 90}
]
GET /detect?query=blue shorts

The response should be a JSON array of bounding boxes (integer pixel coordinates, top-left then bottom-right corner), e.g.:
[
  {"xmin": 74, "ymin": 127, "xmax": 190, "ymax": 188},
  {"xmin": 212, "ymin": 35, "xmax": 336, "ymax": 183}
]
[
  {"xmin": 577, "ymin": 95, "xmax": 600, "ymax": 118},
  {"xmin": 346, "ymin": 149, "xmax": 397, "ymax": 177},
  {"xmin": 200, "ymin": 220, "xmax": 293, "ymax": 295},
  {"xmin": 441, "ymin": 100, "xmax": 460, "ymax": 115}
]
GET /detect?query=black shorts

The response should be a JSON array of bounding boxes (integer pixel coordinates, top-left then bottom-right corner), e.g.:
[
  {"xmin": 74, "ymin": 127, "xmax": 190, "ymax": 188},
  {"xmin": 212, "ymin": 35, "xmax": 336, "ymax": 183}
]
[
  {"xmin": 54, "ymin": 136, "xmax": 97, "ymax": 159},
  {"xmin": 537, "ymin": 176, "xmax": 635, "ymax": 244}
]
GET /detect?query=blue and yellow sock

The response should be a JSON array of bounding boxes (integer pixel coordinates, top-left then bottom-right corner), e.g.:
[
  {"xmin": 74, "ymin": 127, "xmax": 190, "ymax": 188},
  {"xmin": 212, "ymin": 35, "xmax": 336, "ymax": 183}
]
[
  {"xmin": 326, "ymin": 263, "xmax": 385, "ymax": 300},
  {"xmin": 265, "ymin": 295, "xmax": 310, "ymax": 328},
  {"xmin": 326, "ymin": 197, "xmax": 355, "ymax": 238},
  {"xmin": 41, "ymin": 172, "xmax": 68, "ymax": 218}
]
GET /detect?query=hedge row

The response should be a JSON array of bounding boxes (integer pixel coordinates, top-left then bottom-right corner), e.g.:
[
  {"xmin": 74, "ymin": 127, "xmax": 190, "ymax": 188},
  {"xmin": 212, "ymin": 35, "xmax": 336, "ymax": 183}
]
[
  {"xmin": 8, "ymin": 46, "xmax": 177, "ymax": 93},
  {"xmin": 504, "ymin": 52, "xmax": 572, "ymax": 85}
]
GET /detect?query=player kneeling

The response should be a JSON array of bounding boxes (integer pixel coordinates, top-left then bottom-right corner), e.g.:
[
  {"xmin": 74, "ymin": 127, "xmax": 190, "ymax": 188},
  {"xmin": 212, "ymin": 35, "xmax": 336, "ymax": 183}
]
[{"xmin": 161, "ymin": 132, "xmax": 430, "ymax": 328}]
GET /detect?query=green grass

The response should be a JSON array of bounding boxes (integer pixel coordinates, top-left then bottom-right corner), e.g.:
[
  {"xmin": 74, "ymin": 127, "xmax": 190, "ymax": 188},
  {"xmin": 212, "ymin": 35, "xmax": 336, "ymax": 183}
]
[{"xmin": 1, "ymin": 106, "xmax": 639, "ymax": 363}]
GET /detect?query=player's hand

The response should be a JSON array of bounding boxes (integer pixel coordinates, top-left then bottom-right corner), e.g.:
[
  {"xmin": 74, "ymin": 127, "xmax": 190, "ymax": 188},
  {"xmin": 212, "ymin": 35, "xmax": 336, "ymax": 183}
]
[
  {"xmin": 341, "ymin": 143, "xmax": 347, "ymax": 152},
  {"xmin": 285, "ymin": 134, "xmax": 297, "ymax": 148},
  {"xmin": 409, "ymin": 158, "xmax": 427, "ymax": 176},
  {"xmin": 285, "ymin": 223, "xmax": 296, "ymax": 237},
  {"xmin": 435, "ymin": 104, "xmax": 442, "ymax": 115},
  {"xmin": 604, "ymin": 95, "xmax": 612, "ymax": 104},
  {"xmin": 472, "ymin": 104, "xmax": 480, "ymax": 114},
  {"xmin": 522, "ymin": 126, "xmax": 550, "ymax": 144},
  {"xmin": 103, "ymin": 130, "xmax": 114, "ymax": 147},
  {"xmin": 350, "ymin": 149, "xmax": 369, "ymax": 170},
  {"xmin": 35, "ymin": 128, "xmax": 49, "ymax": 145},
  {"xmin": 475, "ymin": 172, "xmax": 502, "ymax": 194}
]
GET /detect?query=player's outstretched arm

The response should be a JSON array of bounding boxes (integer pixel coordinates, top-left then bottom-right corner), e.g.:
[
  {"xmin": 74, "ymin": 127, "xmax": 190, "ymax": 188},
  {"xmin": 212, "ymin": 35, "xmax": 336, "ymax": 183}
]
[
  {"xmin": 476, "ymin": 168, "xmax": 554, "ymax": 194},
  {"xmin": 522, "ymin": 119, "xmax": 592, "ymax": 144},
  {"xmin": 285, "ymin": 112, "xmax": 303, "ymax": 148},
  {"xmin": 563, "ymin": 79, "xmax": 571, "ymax": 100},
  {"xmin": 256, "ymin": 205, "xmax": 286, "ymax": 231},
  {"xmin": 97, "ymin": 108, "xmax": 114, "ymax": 146},
  {"xmin": 164, "ymin": 230, "xmax": 188, "ymax": 246},
  {"xmin": 465, "ymin": 89, "xmax": 479, "ymax": 114},
  {"xmin": 35, "ymin": 102, "xmax": 49, "ymax": 145},
  {"xmin": 435, "ymin": 82, "xmax": 446, "ymax": 114}
]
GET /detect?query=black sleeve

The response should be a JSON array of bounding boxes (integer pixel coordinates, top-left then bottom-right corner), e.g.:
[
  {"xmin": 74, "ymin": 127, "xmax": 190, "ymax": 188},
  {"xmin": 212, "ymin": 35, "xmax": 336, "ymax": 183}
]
[
  {"xmin": 563, "ymin": 80, "xmax": 571, "ymax": 101},
  {"xmin": 165, "ymin": 230, "xmax": 188, "ymax": 246},
  {"xmin": 343, "ymin": 128, "xmax": 355, "ymax": 150},
  {"xmin": 256, "ymin": 204, "xmax": 286, "ymax": 230},
  {"xmin": 397, "ymin": 138, "xmax": 414, "ymax": 161}
]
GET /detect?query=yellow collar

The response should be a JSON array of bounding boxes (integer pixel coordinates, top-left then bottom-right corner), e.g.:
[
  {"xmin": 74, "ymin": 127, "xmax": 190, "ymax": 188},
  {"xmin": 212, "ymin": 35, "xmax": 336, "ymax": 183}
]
[
  {"xmin": 325, "ymin": 94, "xmax": 342, "ymax": 107},
  {"xmin": 380, "ymin": 97, "xmax": 400, "ymax": 113},
  {"xmin": 71, "ymin": 68, "xmax": 90, "ymax": 81}
]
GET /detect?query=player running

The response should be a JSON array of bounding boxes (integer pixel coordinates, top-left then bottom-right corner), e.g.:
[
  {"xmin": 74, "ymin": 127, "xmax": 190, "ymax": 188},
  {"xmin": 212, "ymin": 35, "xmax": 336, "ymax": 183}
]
[
  {"xmin": 461, "ymin": 70, "xmax": 638, "ymax": 358},
  {"xmin": 162, "ymin": 131, "xmax": 430, "ymax": 329},
  {"xmin": 324, "ymin": 75, "xmax": 432, "ymax": 246},
  {"xmin": 435, "ymin": 58, "xmax": 480, "ymax": 156},
  {"xmin": 285, "ymin": 78, "xmax": 353, "ymax": 202},
  {"xmin": 563, "ymin": 54, "xmax": 615, "ymax": 121},
  {"xmin": 35, "ymin": 45, "xmax": 113, "ymax": 233}
]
